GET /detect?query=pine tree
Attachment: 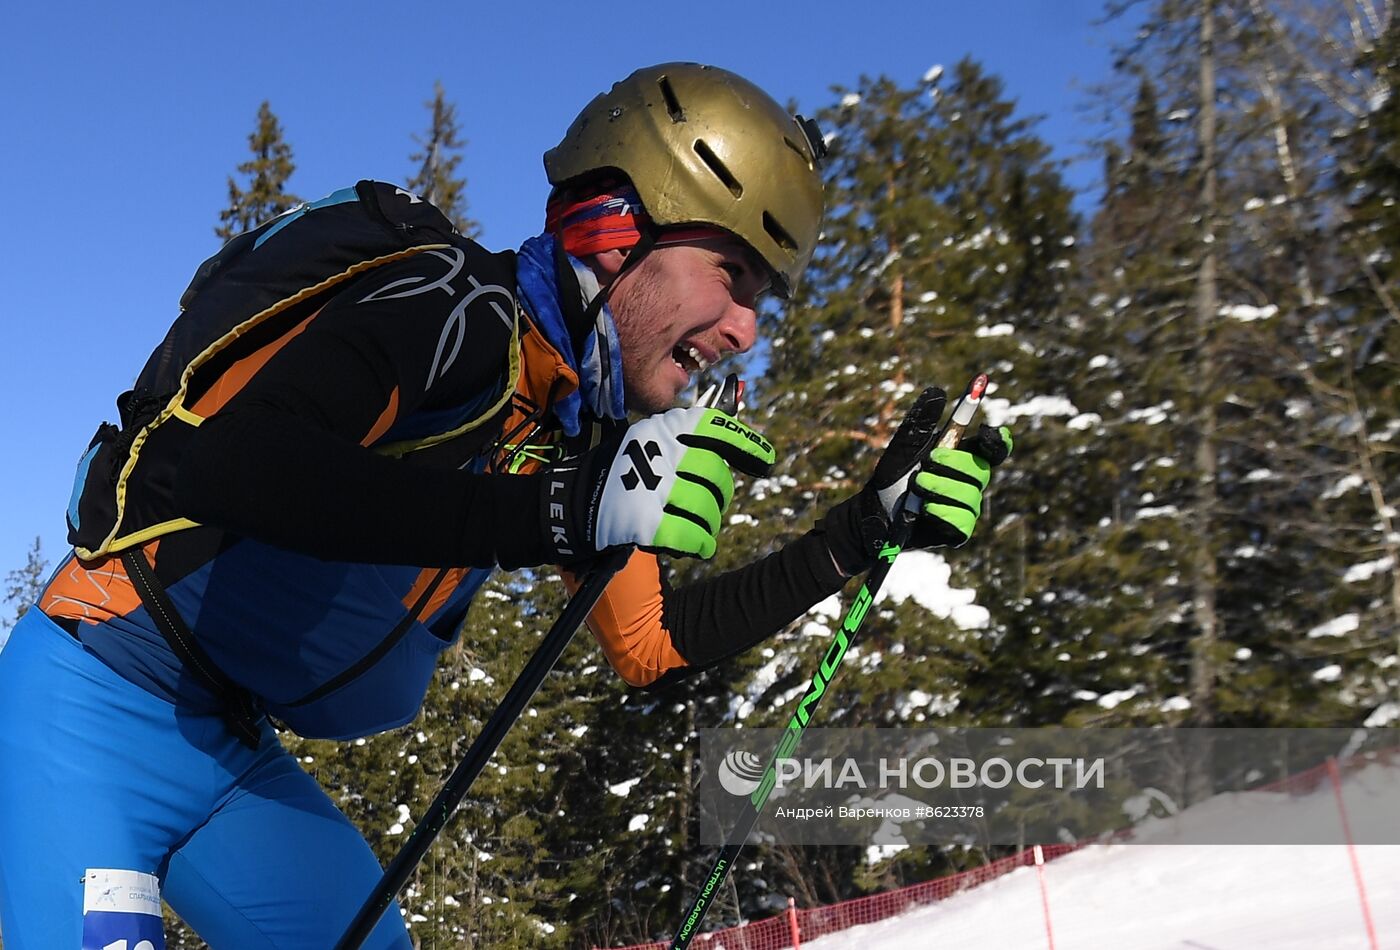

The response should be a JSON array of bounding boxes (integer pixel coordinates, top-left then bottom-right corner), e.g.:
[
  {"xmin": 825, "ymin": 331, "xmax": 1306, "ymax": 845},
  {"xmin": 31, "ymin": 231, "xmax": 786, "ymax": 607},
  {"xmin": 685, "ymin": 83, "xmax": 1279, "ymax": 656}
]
[
  {"xmin": 277, "ymin": 569, "xmax": 599, "ymax": 947},
  {"xmin": 750, "ymin": 60, "xmax": 1080, "ymax": 733},
  {"xmin": 215, "ymin": 101, "xmax": 301, "ymax": 240},
  {"xmin": 1065, "ymin": 0, "xmax": 1400, "ymax": 745},
  {"xmin": 406, "ymin": 81, "xmax": 480, "ymax": 238},
  {"xmin": 2, "ymin": 537, "xmax": 47, "ymax": 629},
  {"xmin": 1299, "ymin": 7, "xmax": 1400, "ymax": 717},
  {"xmin": 675, "ymin": 62, "xmax": 1083, "ymax": 915}
]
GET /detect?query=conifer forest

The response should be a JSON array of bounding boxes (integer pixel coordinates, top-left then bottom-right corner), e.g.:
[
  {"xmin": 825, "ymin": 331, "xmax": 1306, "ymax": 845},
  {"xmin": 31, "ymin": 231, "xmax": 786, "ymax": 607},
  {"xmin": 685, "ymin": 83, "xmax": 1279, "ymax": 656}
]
[{"xmin": 4, "ymin": 1, "xmax": 1398, "ymax": 947}]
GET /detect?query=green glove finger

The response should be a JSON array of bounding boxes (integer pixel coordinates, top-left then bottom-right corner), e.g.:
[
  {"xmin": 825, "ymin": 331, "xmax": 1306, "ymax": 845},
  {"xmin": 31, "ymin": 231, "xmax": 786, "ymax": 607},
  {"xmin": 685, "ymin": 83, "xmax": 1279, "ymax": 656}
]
[
  {"xmin": 913, "ymin": 470, "xmax": 984, "ymax": 513},
  {"xmin": 665, "ymin": 477, "xmax": 726, "ymax": 537},
  {"xmin": 923, "ymin": 502, "xmax": 978, "ymax": 543},
  {"xmin": 677, "ymin": 409, "xmax": 776, "ymax": 477},
  {"xmin": 676, "ymin": 447, "xmax": 736, "ymax": 511},
  {"xmin": 928, "ymin": 446, "xmax": 993, "ymax": 490},
  {"xmin": 652, "ymin": 513, "xmax": 717, "ymax": 559}
]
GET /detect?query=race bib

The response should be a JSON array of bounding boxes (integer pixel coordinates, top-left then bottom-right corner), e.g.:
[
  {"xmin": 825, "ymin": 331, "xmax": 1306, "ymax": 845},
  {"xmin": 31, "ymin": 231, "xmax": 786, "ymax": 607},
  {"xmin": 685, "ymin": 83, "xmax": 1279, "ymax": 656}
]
[{"xmin": 82, "ymin": 868, "xmax": 164, "ymax": 950}]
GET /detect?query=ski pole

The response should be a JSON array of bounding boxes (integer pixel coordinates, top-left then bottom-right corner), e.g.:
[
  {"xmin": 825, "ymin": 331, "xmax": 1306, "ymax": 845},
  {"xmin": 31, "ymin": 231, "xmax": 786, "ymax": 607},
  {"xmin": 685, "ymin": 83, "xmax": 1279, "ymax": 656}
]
[
  {"xmin": 333, "ymin": 545, "xmax": 629, "ymax": 950},
  {"xmin": 335, "ymin": 375, "xmax": 746, "ymax": 950},
  {"xmin": 667, "ymin": 374, "xmax": 989, "ymax": 950}
]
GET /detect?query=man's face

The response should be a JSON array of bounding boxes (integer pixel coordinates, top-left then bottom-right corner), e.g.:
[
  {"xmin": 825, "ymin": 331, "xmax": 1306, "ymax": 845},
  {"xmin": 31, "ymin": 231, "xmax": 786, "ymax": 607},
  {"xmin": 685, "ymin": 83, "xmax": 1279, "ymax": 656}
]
[{"xmin": 607, "ymin": 236, "xmax": 770, "ymax": 414}]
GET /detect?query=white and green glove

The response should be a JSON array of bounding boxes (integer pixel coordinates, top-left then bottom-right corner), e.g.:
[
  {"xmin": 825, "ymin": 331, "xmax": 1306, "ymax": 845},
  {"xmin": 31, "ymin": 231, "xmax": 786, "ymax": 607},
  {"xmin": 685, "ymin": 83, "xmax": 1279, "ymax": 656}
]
[
  {"xmin": 542, "ymin": 406, "xmax": 775, "ymax": 564},
  {"xmin": 821, "ymin": 387, "xmax": 1014, "ymax": 576}
]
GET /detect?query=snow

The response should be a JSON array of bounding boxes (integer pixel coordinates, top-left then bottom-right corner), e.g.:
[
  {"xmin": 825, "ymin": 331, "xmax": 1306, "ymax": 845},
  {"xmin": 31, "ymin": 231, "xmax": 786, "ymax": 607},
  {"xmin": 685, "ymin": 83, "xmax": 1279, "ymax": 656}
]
[
  {"xmin": 811, "ymin": 594, "xmax": 843, "ymax": 620},
  {"xmin": 1365, "ymin": 703, "xmax": 1400, "ymax": 727},
  {"xmin": 1124, "ymin": 401, "xmax": 1175, "ymax": 425},
  {"xmin": 1220, "ymin": 303, "xmax": 1278, "ymax": 322},
  {"xmin": 975, "ymin": 323, "xmax": 1015, "ymax": 337},
  {"xmin": 1095, "ymin": 687, "xmax": 1138, "ymax": 709},
  {"xmin": 980, "ymin": 394, "xmax": 1079, "ymax": 428},
  {"xmin": 877, "ymin": 550, "xmax": 988, "ymax": 629},
  {"xmin": 608, "ymin": 777, "xmax": 642, "ymax": 797},
  {"xmin": 867, "ymin": 843, "xmax": 908, "ymax": 865},
  {"xmin": 922, "ymin": 64, "xmax": 944, "ymax": 84},
  {"xmin": 627, "ymin": 813, "xmax": 649, "ymax": 832},
  {"xmin": 800, "ymin": 764, "xmax": 1400, "ymax": 950},
  {"xmin": 1066, "ymin": 412, "xmax": 1101, "ymax": 431},
  {"xmin": 1308, "ymin": 614, "xmax": 1360, "ymax": 639},
  {"xmin": 1324, "ymin": 473, "xmax": 1364, "ymax": 499},
  {"xmin": 1312, "ymin": 664, "xmax": 1343, "ymax": 682},
  {"xmin": 840, "ymin": 92, "xmax": 861, "ymax": 108}
]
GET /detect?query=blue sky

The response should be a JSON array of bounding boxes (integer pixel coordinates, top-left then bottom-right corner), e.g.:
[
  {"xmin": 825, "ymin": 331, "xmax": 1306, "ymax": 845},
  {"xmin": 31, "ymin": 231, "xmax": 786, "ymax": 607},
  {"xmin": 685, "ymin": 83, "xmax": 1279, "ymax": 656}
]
[{"xmin": 0, "ymin": 0, "xmax": 1135, "ymax": 577}]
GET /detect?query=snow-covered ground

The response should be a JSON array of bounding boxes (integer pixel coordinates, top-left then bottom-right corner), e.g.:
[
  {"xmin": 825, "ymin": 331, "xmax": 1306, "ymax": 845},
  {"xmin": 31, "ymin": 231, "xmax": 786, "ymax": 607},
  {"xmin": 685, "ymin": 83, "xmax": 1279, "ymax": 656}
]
[{"xmin": 803, "ymin": 763, "xmax": 1400, "ymax": 949}]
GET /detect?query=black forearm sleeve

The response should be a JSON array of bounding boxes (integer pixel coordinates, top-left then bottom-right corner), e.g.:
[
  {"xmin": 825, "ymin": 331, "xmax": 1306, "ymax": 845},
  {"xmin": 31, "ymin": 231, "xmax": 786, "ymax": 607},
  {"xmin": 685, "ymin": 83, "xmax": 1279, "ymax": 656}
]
[
  {"xmin": 177, "ymin": 405, "xmax": 549, "ymax": 568},
  {"xmin": 171, "ymin": 245, "xmax": 551, "ymax": 568},
  {"xmin": 647, "ymin": 526, "xmax": 850, "ymax": 689}
]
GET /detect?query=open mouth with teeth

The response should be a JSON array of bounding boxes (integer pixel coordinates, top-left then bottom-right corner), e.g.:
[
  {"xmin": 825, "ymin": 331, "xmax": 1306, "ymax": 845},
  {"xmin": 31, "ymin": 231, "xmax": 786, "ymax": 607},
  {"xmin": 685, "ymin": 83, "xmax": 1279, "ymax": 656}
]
[{"xmin": 671, "ymin": 343, "xmax": 712, "ymax": 377}]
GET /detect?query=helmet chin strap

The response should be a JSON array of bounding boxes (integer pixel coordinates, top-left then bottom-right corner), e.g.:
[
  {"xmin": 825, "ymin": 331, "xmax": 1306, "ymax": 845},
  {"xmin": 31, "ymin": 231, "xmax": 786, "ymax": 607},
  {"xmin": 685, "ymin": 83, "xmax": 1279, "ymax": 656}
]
[{"xmin": 555, "ymin": 226, "xmax": 659, "ymax": 365}]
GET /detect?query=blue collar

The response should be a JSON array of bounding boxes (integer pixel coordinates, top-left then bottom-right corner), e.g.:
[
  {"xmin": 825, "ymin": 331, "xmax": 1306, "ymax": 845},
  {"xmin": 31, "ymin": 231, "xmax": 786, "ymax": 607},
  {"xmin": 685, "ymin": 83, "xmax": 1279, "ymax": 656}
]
[{"xmin": 515, "ymin": 233, "xmax": 626, "ymax": 436}]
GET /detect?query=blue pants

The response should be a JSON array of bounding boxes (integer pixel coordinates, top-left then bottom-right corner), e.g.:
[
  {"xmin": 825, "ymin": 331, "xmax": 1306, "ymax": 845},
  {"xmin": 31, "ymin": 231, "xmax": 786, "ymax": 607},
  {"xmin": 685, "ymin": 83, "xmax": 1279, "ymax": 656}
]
[{"xmin": 0, "ymin": 610, "xmax": 412, "ymax": 949}]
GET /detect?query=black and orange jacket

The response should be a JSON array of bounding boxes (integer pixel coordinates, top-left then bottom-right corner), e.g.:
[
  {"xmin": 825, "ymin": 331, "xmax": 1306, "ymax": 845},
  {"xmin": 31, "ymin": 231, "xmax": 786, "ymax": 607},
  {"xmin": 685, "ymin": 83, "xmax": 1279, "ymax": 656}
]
[{"xmin": 42, "ymin": 239, "xmax": 849, "ymax": 739}]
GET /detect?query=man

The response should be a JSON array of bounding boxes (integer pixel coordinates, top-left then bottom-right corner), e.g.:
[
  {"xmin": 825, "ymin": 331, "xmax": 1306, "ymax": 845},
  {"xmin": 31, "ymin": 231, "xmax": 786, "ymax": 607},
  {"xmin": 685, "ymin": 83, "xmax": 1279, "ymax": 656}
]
[{"xmin": 0, "ymin": 63, "xmax": 1011, "ymax": 948}]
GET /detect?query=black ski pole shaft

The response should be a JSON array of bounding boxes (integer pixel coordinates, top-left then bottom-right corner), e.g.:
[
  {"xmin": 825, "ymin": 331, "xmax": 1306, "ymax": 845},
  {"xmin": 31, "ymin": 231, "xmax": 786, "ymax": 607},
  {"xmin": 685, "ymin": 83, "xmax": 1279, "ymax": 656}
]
[
  {"xmin": 336, "ymin": 374, "xmax": 745, "ymax": 949},
  {"xmin": 668, "ymin": 374, "xmax": 989, "ymax": 950},
  {"xmin": 334, "ymin": 545, "xmax": 630, "ymax": 950}
]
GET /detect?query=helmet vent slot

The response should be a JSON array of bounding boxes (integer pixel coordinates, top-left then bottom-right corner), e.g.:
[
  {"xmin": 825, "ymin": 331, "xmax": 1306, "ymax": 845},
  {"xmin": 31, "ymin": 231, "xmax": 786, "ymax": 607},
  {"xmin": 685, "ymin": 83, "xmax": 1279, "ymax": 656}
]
[
  {"xmin": 762, "ymin": 212, "xmax": 798, "ymax": 253},
  {"xmin": 658, "ymin": 76, "xmax": 685, "ymax": 122},
  {"xmin": 693, "ymin": 140, "xmax": 743, "ymax": 198}
]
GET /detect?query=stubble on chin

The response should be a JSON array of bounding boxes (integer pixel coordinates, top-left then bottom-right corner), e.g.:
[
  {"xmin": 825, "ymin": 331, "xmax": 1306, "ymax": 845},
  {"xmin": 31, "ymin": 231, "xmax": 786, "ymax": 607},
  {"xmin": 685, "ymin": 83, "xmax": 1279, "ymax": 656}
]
[{"xmin": 623, "ymin": 378, "xmax": 682, "ymax": 416}]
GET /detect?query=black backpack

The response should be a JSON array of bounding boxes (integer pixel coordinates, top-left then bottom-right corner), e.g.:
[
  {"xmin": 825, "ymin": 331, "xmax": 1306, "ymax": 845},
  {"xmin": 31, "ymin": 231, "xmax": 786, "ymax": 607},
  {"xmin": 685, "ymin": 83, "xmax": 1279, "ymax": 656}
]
[{"xmin": 66, "ymin": 180, "xmax": 459, "ymax": 559}]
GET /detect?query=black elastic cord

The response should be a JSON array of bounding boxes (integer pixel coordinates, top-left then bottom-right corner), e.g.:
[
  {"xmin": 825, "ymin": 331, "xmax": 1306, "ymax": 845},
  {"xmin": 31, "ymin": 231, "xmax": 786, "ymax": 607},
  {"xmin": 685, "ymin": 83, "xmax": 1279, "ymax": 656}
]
[
  {"xmin": 120, "ymin": 548, "xmax": 265, "ymax": 749},
  {"xmin": 554, "ymin": 228, "xmax": 660, "ymax": 364}
]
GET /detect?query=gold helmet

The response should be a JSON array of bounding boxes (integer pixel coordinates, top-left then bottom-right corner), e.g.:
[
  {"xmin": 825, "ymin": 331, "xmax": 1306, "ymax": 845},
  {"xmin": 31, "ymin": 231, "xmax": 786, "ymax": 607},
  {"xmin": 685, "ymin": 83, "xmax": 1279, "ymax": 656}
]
[{"xmin": 544, "ymin": 62, "xmax": 827, "ymax": 298}]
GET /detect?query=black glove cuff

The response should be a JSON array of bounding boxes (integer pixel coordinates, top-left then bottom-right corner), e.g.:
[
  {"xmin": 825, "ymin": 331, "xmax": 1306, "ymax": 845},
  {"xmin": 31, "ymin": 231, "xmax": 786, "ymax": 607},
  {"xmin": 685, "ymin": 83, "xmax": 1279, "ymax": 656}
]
[
  {"xmin": 480, "ymin": 473, "xmax": 556, "ymax": 570},
  {"xmin": 817, "ymin": 490, "xmax": 888, "ymax": 577},
  {"xmin": 535, "ymin": 458, "xmax": 610, "ymax": 566}
]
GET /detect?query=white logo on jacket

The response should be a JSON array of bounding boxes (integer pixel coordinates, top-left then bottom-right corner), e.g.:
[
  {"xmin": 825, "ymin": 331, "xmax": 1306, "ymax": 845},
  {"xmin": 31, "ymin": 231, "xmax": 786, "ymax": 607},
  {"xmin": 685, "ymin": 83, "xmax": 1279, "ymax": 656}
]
[{"xmin": 358, "ymin": 247, "xmax": 515, "ymax": 390}]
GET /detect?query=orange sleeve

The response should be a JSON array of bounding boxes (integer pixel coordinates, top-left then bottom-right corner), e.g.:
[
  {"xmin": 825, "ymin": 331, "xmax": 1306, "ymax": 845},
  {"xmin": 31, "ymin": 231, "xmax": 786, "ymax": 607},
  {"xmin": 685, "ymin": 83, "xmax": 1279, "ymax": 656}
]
[{"xmin": 561, "ymin": 549, "xmax": 688, "ymax": 687}]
